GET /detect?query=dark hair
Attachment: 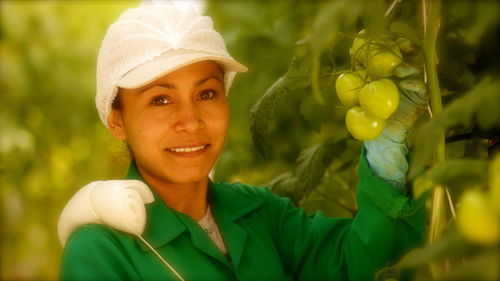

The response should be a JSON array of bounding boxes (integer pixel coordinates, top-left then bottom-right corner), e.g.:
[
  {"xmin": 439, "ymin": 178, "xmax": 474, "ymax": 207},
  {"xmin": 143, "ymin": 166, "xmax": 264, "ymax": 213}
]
[{"xmin": 111, "ymin": 91, "xmax": 122, "ymax": 110}]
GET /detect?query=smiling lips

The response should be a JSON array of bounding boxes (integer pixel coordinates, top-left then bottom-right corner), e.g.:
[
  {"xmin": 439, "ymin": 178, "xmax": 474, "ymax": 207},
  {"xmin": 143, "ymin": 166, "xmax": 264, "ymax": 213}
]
[{"xmin": 166, "ymin": 144, "xmax": 208, "ymax": 153}]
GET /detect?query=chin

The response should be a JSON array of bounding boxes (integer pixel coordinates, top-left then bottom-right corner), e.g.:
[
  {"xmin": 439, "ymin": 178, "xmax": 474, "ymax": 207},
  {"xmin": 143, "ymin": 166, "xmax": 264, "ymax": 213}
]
[{"xmin": 166, "ymin": 170, "xmax": 210, "ymax": 185}]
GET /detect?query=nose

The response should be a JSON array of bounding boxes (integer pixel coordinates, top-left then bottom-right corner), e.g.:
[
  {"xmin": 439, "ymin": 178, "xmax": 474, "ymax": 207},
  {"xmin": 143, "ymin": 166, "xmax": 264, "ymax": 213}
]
[{"xmin": 172, "ymin": 102, "xmax": 204, "ymax": 133}]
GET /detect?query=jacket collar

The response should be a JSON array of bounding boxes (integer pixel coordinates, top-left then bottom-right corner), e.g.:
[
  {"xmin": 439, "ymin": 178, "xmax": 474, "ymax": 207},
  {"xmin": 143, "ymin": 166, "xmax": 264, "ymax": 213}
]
[
  {"xmin": 210, "ymin": 182, "xmax": 266, "ymax": 221},
  {"xmin": 209, "ymin": 182, "xmax": 266, "ymax": 267},
  {"xmin": 126, "ymin": 163, "xmax": 186, "ymax": 251},
  {"xmin": 125, "ymin": 163, "xmax": 266, "ymax": 268}
]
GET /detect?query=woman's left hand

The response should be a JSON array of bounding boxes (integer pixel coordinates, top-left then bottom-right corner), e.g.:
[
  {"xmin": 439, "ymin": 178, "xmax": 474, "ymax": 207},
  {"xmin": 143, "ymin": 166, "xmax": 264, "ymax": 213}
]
[{"xmin": 364, "ymin": 63, "xmax": 429, "ymax": 189}]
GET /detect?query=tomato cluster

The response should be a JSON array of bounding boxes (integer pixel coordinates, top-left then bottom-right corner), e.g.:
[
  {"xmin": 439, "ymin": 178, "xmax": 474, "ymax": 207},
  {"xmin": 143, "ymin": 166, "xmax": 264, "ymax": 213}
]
[{"xmin": 336, "ymin": 30, "xmax": 404, "ymax": 141}]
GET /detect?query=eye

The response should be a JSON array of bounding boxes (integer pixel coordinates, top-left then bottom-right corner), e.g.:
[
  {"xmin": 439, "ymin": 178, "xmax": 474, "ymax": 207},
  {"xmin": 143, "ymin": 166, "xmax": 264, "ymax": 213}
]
[
  {"xmin": 199, "ymin": 89, "xmax": 217, "ymax": 100},
  {"xmin": 151, "ymin": 96, "xmax": 170, "ymax": 106}
]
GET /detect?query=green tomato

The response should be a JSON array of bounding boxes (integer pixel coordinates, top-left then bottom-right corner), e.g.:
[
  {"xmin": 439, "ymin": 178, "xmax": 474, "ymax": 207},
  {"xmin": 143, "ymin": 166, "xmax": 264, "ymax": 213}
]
[
  {"xmin": 335, "ymin": 72, "xmax": 365, "ymax": 107},
  {"xmin": 359, "ymin": 79, "xmax": 400, "ymax": 120},
  {"xmin": 346, "ymin": 106, "xmax": 386, "ymax": 141},
  {"xmin": 350, "ymin": 30, "xmax": 367, "ymax": 63},
  {"xmin": 457, "ymin": 189, "xmax": 500, "ymax": 245},
  {"xmin": 367, "ymin": 46, "xmax": 402, "ymax": 78}
]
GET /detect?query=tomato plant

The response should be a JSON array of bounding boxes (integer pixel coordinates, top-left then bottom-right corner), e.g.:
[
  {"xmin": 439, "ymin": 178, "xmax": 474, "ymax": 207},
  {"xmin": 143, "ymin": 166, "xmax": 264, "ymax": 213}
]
[
  {"xmin": 244, "ymin": 0, "xmax": 500, "ymax": 280},
  {"xmin": 2, "ymin": 0, "xmax": 498, "ymax": 279}
]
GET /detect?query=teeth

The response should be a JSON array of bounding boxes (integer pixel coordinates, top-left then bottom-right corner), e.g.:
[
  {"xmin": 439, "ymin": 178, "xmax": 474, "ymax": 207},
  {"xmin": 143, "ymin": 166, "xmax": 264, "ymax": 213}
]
[{"xmin": 169, "ymin": 145, "xmax": 206, "ymax": 153}]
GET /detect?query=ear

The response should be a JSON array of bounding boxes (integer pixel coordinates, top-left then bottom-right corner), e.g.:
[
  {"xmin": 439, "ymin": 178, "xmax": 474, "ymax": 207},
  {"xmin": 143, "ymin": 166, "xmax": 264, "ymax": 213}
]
[{"xmin": 108, "ymin": 109, "xmax": 127, "ymax": 140}]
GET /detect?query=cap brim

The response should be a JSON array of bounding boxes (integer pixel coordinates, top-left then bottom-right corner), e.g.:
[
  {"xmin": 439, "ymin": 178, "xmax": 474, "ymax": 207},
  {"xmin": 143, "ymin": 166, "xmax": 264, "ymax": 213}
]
[{"xmin": 116, "ymin": 51, "xmax": 248, "ymax": 89}]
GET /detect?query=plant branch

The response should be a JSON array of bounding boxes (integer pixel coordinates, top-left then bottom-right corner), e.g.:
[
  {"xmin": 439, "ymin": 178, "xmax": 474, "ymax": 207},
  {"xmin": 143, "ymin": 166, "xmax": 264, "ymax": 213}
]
[{"xmin": 423, "ymin": 0, "xmax": 445, "ymax": 278}]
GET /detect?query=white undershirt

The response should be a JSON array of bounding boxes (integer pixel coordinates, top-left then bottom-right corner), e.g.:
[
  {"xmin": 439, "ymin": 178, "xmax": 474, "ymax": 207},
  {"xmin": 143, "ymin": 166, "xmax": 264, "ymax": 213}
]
[{"xmin": 197, "ymin": 206, "xmax": 227, "ymax": 254}]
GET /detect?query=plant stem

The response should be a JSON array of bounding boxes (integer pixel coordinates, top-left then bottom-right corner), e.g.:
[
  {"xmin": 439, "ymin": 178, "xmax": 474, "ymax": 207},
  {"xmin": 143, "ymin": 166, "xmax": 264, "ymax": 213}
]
[
  {"xmin": 428, "ymin": 185, "xmax": 445, "ymax": 277},
  {"xmin": 423, "ymin": 0, "xmax": 445, "ymax": 278},
  {"xmin": 311, "ymin": 52, "xmax": 325, "ymax": 105}
]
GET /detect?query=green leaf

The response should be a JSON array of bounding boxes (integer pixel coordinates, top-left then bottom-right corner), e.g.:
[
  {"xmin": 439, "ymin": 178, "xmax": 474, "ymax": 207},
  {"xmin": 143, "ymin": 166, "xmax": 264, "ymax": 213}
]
[
  {"xmin": 266, "ymin": 139, "xmax": 344, "ymax": 204},
  {"xmin": 443, "ymin": 248, "xmax": 500, "ymax": 280},
  {"xmin": 300, "ymin": 95, "xmax": 327, "ymax": 132},
  {"xmin": 477, "ymin": 87, "xmax": 500, "ymax": 130},
  {"xmin": 410, "ymin": 76, "xmax": 500, "ymax": 178},
  {"xmin": 248, "ymin": 54, "xmax": 310, "ymax": 156},
  {"xmin": 305, "ymin": 175, "xmax": 357, "ymax": 217},
  {"xmin": 294, "ymin": 139, "xmax": 340, "ymax": 199},
  {"xmin": 249, "ymin": 76, "xmax": 289, "ymax": 156},
  {"xmin": 265, "ymin": 172, "xmax": 300, "ymax": 203},
  {"xmin": 413, "ymin": 159, "xmax": 489, "ymax": 196},
  {"xmin": 378, "ymin": 228, "xmax": 496, "ymax": 281},
  {"xmin": 461, "ymin": 0, "xmax": 500, "ymax": 46},
  {"xmin": 394, "ymin": 229, "xmax": 469, "ymax": 268},
  {"xmin": 286, "ymin": 54, "xmax": 311, "ymax": 89},
  {"xmin": 309, "ymin": 0, "xmax": 363, "ymax": 105},
  {"xmin": 361, "ymin": 0, "xmax": 385, "ymax": 36}
]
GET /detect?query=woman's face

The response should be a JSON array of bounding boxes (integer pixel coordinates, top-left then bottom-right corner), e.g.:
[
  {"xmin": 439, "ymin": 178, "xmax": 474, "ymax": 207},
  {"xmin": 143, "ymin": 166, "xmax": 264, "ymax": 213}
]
[{"xmin": 108, "ymin": 60, "xmax": 229, "ymax": 187}]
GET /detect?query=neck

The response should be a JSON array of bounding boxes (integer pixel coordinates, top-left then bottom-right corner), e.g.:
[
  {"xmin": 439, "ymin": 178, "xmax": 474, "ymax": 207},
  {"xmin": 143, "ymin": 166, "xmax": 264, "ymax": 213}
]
[{"xmin": 141, "ymin": 174, "xmax": 209, "ymax": 221}]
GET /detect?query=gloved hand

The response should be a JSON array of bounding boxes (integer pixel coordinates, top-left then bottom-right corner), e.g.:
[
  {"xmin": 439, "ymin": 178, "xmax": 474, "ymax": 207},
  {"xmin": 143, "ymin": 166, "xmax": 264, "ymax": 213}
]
[
  {"xmin": 57, "ymin": 180, "xmax": 154, "ymax": 247},
  {"xmin": 364, "ymin": 63, "xmax": 428, "ymax": 190}
]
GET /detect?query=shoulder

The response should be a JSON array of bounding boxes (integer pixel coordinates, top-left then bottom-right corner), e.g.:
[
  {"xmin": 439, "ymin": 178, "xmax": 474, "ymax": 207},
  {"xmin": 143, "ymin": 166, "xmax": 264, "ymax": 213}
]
[
  {"xmin": 64, "ymin": 224, "xmax": 130, "ymax": 253},
  {"xmin": 68, "ymin": 223, "xmax": 119, "ymax": 239},
  {"xmin": 61, "ymin": 224, "xmax": 139, "ymax": 280},
  {"xmin": 62, "ymin": 223, "xmax": 139, "ymax": 262}
]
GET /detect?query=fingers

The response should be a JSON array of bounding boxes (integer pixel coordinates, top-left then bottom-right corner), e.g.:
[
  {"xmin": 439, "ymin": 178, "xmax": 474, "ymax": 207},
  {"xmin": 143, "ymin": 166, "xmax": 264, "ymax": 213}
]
[
  {"xmin": 394, "ymin": 63, "xmax": 421, "ymax": 78},
  {"xmin": 400, "ymin": 78, "xmax": 428, "ymax": 104}
]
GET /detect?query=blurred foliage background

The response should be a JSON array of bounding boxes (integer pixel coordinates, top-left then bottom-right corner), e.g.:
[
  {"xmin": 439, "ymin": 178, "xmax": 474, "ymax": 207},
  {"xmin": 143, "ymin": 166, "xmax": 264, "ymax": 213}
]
[
  {"xmin": 1, "ymin": 1, "xmax": 138, "ymax": 279},
  {"xmin": 1, "ymin": 0, "xmax": 499, "ymax": 280}
]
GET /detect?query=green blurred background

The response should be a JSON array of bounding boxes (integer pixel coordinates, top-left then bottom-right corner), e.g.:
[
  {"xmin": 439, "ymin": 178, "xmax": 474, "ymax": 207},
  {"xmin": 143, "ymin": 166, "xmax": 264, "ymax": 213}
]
[
  {"xmin": 0, "ymin": 0, "xmax": 320, "ymax": 279},
  {"xmin": 2, "ymin": 0, "xmax": 499, "ymax": 280},
  {"xmin": 1, "ymin": 1, "xmax": 135, "ymax": 278}
]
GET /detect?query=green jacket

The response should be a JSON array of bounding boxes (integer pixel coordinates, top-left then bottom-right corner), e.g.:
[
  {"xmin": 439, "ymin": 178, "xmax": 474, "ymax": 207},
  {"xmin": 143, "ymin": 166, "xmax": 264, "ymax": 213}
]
[{"xmin": 60, "ymin": 150, "xmax": 426, "ymax": 280}]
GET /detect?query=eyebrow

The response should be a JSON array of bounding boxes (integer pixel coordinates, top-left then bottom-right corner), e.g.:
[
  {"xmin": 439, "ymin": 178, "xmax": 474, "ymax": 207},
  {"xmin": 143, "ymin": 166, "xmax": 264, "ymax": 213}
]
[
  {"xmin": 195, "ymin": 75, "xmax": 223, "ymax": 87},
  {"xmin": 140, "ymin": 75, "xmax": 223, "ymax": 94}
]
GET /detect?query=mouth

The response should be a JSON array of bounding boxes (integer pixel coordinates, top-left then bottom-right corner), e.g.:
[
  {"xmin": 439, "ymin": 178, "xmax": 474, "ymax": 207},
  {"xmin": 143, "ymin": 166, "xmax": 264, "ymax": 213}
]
[
  {"xmin": 167, "ymin": 144, "xmax": 208, "ymax": 153},
  {"xmin": 166, "ymin": 144, "xmax": 209, "ymax": 155}
]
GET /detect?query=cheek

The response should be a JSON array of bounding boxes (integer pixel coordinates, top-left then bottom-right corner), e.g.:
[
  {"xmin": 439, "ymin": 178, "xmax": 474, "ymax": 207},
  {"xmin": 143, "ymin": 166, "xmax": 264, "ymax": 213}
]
[
  {"xmin": 213, "ymin": 104, "xmax": 229, "ymax": 138},
  {"xmin": 122, "ymin": 109, "xmax": 163, "ymax": 144}
]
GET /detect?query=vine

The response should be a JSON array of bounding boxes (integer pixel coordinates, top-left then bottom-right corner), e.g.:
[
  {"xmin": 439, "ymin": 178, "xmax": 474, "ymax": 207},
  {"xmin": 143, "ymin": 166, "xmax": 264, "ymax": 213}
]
[{"xmin": 422, "ymin": 0, "xmax": 446, "ymax": 278}]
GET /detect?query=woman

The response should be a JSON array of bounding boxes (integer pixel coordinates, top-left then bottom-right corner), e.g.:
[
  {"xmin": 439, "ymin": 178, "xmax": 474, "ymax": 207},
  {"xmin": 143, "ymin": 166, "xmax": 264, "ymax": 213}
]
[{"xmin": 58, "ymin": 2, "xmax": 428, "ymax": 280}]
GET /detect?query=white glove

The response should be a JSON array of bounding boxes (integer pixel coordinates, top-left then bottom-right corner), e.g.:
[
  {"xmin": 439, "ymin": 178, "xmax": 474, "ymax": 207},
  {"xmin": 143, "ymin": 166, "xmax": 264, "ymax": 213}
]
[{"xmin": 58, "ymin": 180, "xmax": 154, "ymax": 247}]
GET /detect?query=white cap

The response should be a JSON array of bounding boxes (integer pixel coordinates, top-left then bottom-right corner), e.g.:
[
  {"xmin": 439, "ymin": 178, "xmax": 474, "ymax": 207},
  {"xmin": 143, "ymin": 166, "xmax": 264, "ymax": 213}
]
[{"xmin": 96, "ymin": 1, "xmax": 247, "ymax": 127}]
